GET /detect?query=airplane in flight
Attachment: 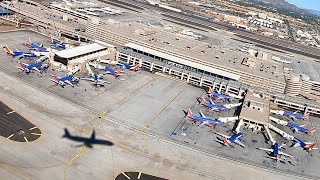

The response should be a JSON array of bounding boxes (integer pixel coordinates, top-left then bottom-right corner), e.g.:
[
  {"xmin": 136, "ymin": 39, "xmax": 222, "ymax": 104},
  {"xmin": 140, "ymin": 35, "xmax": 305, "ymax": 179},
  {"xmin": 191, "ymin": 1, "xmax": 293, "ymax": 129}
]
[
  {"xmin": 104, "ymin": 67, "xmax": 123, "ymax": 77},
  {"xmin": 118, "ymin": 63, "xmax": 141, "ymax": 71},
  {"xmin": 256, "ymin": 142, "xmax": 293, "ymax": 162},
  {"xmin": 17, "ymin": 61, "xmax": 48, "ymax": 74},
  {"xmin": 199, "ymin": 97, "xmax": 241, "ymax": 112},
  {"xmin": 215, "ymin": 132, "xmax": 245, "ymax": 148},
  {"xmin": 28, "ymin": 37, "xmax": 48, "ymax": 52},
  {"xmin": 271, "ymin": 110, "xmax": 310, "ymax": 121},
  {"xmin": 81, "ymin": 74, "xmax": 111, "ymax": 87},
  {"xmin": 50, "ymin": 73, "xmax": 79, "ymax": 87},
  {"xmin": 286, "ymin": 122, "xmax": 316, "ymax": 134},
  {"xmin": 62, "ymin": 128, "xmax": 113, "ymax": 148},
  {"xmin": 49, "ymin": 35, "xmax": 66, "ymax": 49},
  {"xmin": 187, "ymin": 108, "xmax": 225, "ymax": 127},
  {"xmin": 3, "ymin": 45, "xmax": 40, "ymax": 59},
  {"xmin": 292, "ymin": 137, "xmax": 317, "ymax": 152}
]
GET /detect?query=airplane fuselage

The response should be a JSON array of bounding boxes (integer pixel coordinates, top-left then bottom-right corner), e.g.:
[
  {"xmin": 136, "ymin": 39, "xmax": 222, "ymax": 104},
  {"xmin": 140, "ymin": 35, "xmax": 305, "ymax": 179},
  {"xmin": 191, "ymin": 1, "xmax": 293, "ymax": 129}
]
[{"xmin": 191, "ymin": 115, "xmax": 224, "ymax": 126}]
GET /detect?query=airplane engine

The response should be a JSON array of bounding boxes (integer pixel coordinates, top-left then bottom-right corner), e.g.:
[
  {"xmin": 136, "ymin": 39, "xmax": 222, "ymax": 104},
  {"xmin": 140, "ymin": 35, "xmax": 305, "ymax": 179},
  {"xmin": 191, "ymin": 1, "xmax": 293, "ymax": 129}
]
[{"xmin": 59, "ymin": 81, "xmax": 65, "ymax": 87}]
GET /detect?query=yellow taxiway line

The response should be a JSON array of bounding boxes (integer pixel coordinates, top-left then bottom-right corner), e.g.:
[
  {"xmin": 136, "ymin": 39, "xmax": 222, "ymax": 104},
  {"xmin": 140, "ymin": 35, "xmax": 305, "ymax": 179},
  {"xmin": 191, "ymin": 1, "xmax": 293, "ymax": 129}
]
[
  {"xmin": 6, "ymin": 110, "xmax": 15, "ymax": 115},
  {"xmin": 6, "ymin": 134, "xmax": 14, "ymax": 139},
  {"xmin": 29, "ymin": 126, "xmax": 37, "ymax": 130},
  {"xmin": 121, "ymin": 172, "xmax": 131, "ymax": 179},
  {"xmin": 31, "ymin": 133, "xmax": 42, "ymax": 136},
  {"xmin": 23, "ymin": 137, "xmax": 29, "ymax": 143}
]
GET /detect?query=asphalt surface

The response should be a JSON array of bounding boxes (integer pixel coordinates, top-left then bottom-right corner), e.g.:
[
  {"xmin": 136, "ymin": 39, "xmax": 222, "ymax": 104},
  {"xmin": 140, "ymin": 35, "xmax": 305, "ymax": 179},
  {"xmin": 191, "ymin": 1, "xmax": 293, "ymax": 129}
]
[
  {"xmin": 0, "ymin": 101, "xmax": 41, "ymax": 142},
  {"xmin": 0, "ymin": 29, "xmax": 315, "ymax": 179},
  {"xmin": 115, "ymin": 172, "xmax": 167, "ymax": 180}
]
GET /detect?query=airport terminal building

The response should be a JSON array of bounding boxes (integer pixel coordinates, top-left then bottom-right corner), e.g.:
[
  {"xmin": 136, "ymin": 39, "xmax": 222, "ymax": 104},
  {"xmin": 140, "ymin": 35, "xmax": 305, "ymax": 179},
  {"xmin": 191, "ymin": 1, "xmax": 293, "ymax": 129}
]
[{"xmin": 86, "ymin": 17, "xmax": 286, "ymax": 96}]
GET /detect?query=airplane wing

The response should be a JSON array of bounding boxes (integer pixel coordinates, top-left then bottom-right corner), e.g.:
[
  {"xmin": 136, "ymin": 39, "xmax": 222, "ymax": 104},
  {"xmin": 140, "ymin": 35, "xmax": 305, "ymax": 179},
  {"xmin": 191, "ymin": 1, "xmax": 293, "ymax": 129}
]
[
  {"xmin": 81, "ymin": 77, "xmax": 94, "ymax": 82},
  {"xmin": 234, "ymin": 139, "xmax": 246, "ymax": 148},
  {"xmin": 199, "ymin": 121, "xmax": 209, "ymax": 127},
  {"xmin": 199, "ymin": 110, "xmax": 206, "ymax": 118},
  {"xmin": 64, "ymin": 80, "xmax": 74, "ymax": 87},
  {"xmin": 278, "ymin": 151, "xmax": 293, "ymax": 158},
  {"xmin": 31, "ymin": 67, "xmax": 41, "ymax": 73},
  {"xmin": 99, "ymin": 80, "xmax": 111, "ymax": 84},
  {"xmin": 50, "ymin": 79, "xmax": 59, "ymax": 84},
  {"xmin": 209, "ymin": 106, "xmax": 220, "ymax": 111},
  {"xmin": 215, "ymin": 132, "xmax": 231, "ymax": 139},
  {"xmin": 257, "ymin": 147, "xmax": 273, "ymax": 152}
]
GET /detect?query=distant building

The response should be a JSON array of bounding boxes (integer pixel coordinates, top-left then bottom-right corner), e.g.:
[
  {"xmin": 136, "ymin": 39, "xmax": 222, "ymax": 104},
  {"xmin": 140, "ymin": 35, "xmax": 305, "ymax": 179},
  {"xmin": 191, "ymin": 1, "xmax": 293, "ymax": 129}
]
[{"xmin": 258, "ymin": 13, "xmax": 267, "ymax": 19}]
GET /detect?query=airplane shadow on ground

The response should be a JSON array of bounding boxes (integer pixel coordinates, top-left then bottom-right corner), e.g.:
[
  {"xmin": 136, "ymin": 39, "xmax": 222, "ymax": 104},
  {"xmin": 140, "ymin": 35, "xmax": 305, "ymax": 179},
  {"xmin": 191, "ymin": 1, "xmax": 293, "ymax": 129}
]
[{"xmin": 62, "ymin": 128, "xmax": 113, "ymax": 148}]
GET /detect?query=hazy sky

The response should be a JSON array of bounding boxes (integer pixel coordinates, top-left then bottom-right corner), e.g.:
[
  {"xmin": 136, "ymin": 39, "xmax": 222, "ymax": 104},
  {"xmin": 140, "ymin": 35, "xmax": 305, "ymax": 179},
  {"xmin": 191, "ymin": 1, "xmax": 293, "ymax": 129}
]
[{"xmin": 286, "ymin": 0, "xmax": 320, "ymax": 11}]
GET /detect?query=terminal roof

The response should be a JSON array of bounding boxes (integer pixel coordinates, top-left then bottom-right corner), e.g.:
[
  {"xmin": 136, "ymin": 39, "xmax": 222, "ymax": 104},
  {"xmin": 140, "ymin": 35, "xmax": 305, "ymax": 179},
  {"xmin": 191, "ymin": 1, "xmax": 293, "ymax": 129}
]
[
  {"xmin": 55, "ymin": 43, "xmax": 107, "ymax": 59},
  {"xmin": 240, "ymin": 92, "xmax": 270, "ymax": 125}
]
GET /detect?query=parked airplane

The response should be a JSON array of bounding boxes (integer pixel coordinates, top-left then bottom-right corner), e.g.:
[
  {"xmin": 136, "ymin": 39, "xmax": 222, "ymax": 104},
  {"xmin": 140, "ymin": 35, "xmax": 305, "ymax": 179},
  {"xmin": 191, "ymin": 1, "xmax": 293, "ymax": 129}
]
[
  {"xmin": 28, "ymin": 37, "xmax": 48, "ymax": 52},
  {"xmin": 199, "ymin": 97, "xmax": 241, "ymax": 112},
  {"xmin": 292, "ymin": 137, "xmax": 317, "ymax": 151},
  {"xmin": 270, "ymin": 109, "xmax": 310, "ymax": 120},
  {"xmin": 207, "ymin": 87, "xmax": 232, "ymax": 101},
  {"xmin": 49, "ymin": 35, "xmax": 66, "ymax": 49},
  {"xmin": 215, "ymin": 132, "xmax": 245, "ymax": 148},
  {"xmin": 81, "ymin": 74, "xmax": 111, "ymax": 87},
  {"xmin": 3, "ymin": 45, "xmax": 40, "ymax": 59},
  {"xmin": 118, "ymin": 63, "xmax": 141, "ymax": 71},
  {"xmin": 257, "ymin": 143, "xmax": 293, "ymax": 162},
  {"xmin": 284, "ymin": 111, "xmax": 310, "ymax": 121},
  {"xmin": 50, "ymin": 73, "xmax": 79, "ymax": 87},
  {"xmin": 63, "ymin": 128, "xmax": 113, "ymax": 148},
  {"xmin": 104, "ymin": 67, "xmax": 123, "ymax": 77},
  {"xmin": 17, "ymin": 61, "xmax": 48, "ymax": 74},
  {"xmin": 287, "ymin": 122, "xmax": 316, "ymax": 134},
  {"xmin": 187, "ymin": 108, "xmax": 225, "ymax": 127}
]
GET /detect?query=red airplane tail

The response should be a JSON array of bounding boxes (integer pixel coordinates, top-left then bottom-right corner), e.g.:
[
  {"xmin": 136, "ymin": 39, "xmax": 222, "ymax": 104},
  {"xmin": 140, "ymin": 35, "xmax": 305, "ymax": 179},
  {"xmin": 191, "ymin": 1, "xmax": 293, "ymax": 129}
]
[
  {"xmin": 28, "ymin": 37, "xmax": 32, "ymax": 47},
  {"xmin": 115, "ymin": 70, "xmax": 122, "ymax": 76},
  {"xmin": 53, "ymin": 75, "xmax": 59, "ymax": 82},
  {"xmin": 49, "ymin": 35, "xmax": 53, "ymax": 43},
  {"xmin": 208, "ymin": 87, "xmax": 213, "ymax": 94},
  {"xmin": 223, "ymin": 137, "xmax": 229, "ymax": 144},
  {"xmin": 306, "ymin": 143, "xmax": 316, "ymax": 150},
  {"xmin": 200, "ymin": 97, "xmax": 207, "ymax": 106},
  {"xmin": 132, "ymin": 64, "xmax": 141, "ymax": 71},
  {"xmin": 309, "ymin": 127, "xmax": 316, "ymax": 134},
  {"xmin": 3, "ymin": 44, "xmax": 13, "ymax": 55},
  {"xmin": 187, "ymin": 108, "xmax": 193, "ymax": 118},
  {"xmin": 19, "ymin": 63, "xmax": 25, "ymax": 70},
  {"xmin": 304, "ymin": 113, "xmax": 310, "ymax": 120}
]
